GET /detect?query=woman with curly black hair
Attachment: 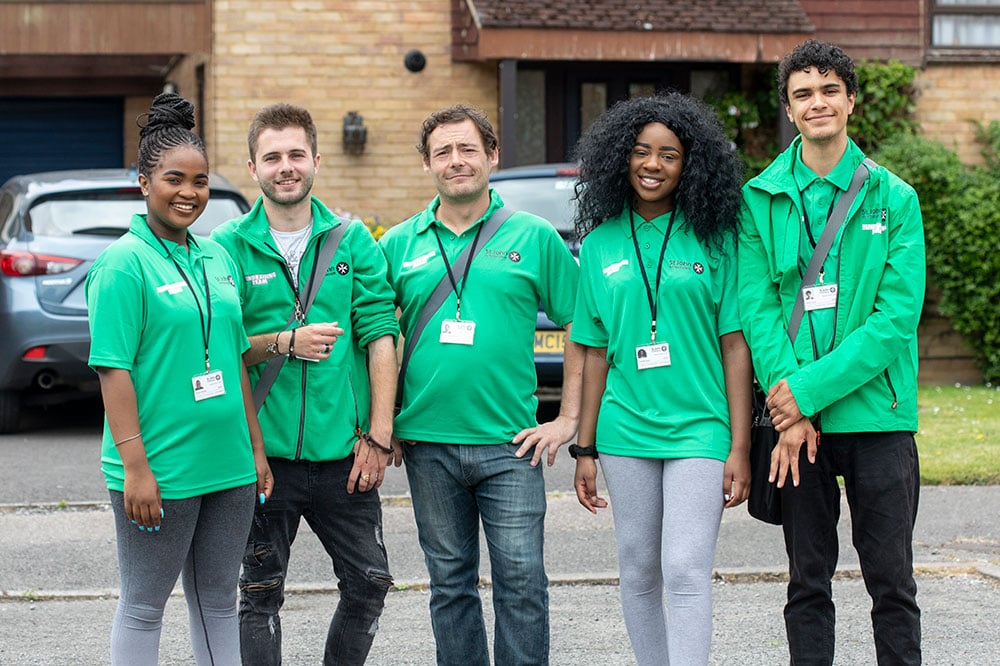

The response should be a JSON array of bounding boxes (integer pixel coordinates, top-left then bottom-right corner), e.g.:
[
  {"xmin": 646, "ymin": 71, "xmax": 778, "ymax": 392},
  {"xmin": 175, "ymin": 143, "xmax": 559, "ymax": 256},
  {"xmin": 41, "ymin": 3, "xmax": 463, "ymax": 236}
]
[{"xmin": 569, "ymin": 93, "xmax": 751, "ymax": 665}]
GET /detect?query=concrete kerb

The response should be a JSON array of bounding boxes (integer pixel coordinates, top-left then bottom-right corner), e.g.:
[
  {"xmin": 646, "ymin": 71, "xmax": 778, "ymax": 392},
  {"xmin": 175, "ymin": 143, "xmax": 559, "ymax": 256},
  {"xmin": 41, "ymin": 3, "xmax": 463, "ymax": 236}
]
[{"xmin": 4, "ymin": 489, "xmax": 999, "ymax": 604}]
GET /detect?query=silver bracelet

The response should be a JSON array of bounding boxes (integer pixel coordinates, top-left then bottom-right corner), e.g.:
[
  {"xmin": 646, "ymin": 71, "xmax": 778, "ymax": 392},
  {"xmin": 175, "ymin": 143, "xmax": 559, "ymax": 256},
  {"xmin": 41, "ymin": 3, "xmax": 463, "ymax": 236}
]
[{"xmin": 115, "ymin": 432, "xmax": 142, "ymax": 447}]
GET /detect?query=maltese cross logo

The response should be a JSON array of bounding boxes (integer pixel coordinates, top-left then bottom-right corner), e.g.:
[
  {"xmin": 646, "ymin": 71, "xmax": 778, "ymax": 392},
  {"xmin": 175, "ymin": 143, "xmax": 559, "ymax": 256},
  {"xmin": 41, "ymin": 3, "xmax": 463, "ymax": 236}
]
[
  {"xmin": 508, "ymin": 251, "xmax": 521, "ymax": 263},
  {"xmin": 336, "ymin": 262, "xmax": 350, "ymax": 275}
]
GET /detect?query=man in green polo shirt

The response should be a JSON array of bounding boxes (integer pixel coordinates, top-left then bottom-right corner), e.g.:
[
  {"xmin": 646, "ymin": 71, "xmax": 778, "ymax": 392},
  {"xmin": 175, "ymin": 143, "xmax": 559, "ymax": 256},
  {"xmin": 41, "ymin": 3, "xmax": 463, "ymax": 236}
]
[
  {"xmin": 379, "ymin": 104, "xmax": 583, "ymax": 666},
  {"xmin": 739, "ymin": 40, "xmax": 925, "ymax": 664}
]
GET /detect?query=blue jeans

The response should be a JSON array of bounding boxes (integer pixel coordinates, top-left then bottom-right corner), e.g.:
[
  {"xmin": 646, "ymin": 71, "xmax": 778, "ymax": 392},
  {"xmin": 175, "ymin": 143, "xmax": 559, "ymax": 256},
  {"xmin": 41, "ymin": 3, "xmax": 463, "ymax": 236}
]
[
  {"xmin": 781, "ymin": 431, "xmax": 921, "ymax": 665},
  {"xmin": 405, "ymin": 441, "xmax": 549, "ymax": 666},
  {"xmin": 239, "ymin": 456, "xmax": 392, "ymax": 666}
]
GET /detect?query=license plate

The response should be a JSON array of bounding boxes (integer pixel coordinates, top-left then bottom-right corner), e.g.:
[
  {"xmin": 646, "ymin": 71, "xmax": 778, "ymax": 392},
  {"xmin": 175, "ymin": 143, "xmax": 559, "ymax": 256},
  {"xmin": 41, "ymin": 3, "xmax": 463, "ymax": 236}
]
[{"xmin": 534, "ymin": 329, "xmax": 565, "ymax": 354}]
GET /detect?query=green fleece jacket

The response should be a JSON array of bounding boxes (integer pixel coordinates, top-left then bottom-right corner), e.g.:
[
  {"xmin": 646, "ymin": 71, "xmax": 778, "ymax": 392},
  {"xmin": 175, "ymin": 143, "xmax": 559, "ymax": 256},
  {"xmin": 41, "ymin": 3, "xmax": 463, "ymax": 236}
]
[
  {"xmin": 212, "ymin": 196, "xmax": 399, "ymax": 461},
  {"xmin": 738, "ymin": 137, "xmax": 925, "ymax": 433}
]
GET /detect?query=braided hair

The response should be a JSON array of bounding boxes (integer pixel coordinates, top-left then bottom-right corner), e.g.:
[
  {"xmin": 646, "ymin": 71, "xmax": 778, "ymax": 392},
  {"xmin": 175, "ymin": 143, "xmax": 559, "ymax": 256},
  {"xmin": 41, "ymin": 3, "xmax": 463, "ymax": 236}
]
[
  {"xmin": 136, "ymin": 93, "xmax": 207, "ymax": 177},
  {"xmin": 572, "ymin": 93, "xmax": 743, "ymax": 252}
]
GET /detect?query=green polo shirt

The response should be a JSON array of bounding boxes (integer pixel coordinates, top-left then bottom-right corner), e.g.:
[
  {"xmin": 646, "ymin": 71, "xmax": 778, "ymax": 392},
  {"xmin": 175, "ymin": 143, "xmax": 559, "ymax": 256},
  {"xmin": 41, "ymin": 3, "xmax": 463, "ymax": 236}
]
[
  {"xmin": 379, "ymin": 190, "xmax": 579, "ymax": 444},
  {"xmin": 792, "ymin": 141, "xmax": 864, "ymax": 355},
  {"xmin": 571, "ymin": 208, "xmax": 740, "ymax": 460},
  {"xmin": 87, "ymin": 214, "xmax": 256, "ymax": 499}
]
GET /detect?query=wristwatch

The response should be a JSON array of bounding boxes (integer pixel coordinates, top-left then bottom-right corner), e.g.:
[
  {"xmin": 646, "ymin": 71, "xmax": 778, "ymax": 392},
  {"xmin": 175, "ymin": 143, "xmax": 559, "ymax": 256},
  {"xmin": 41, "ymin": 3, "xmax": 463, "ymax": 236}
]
[{"xmin": 568, "ymin": 444, "xmax": 598, "ymax": 459}]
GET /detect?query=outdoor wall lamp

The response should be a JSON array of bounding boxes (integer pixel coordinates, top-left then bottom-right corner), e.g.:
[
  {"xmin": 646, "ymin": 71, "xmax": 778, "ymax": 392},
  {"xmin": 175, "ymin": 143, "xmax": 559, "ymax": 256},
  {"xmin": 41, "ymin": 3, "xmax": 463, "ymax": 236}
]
[{"xmin": 342, "ymin": 111, "xmax": 367, "ymax": 155}]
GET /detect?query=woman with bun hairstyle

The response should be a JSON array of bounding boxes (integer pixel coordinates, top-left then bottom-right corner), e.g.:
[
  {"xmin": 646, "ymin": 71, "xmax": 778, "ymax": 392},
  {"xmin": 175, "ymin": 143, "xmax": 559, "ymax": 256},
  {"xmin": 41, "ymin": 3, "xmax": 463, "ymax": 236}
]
[
  {"xmin": 569, "ymin": 93, "xmax": 751, "ymax": 665},
  {"xmin": 86, "ymin": 93, "xmax": 273, "ymax": 665}
]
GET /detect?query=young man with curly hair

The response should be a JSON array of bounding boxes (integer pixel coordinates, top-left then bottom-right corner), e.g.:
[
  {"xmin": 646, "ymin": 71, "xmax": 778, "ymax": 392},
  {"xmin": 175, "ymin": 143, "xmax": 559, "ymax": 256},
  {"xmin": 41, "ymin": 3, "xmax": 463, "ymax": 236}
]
[{"xmin": 739, "ymin": 40, "xmax": 925, "ymax": 664}]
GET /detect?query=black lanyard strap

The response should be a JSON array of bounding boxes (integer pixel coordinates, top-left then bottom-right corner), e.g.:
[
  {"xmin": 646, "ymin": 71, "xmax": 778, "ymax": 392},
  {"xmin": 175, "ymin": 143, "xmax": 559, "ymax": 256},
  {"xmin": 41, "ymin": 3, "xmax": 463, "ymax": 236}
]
[
  {"xmin": 252, "ymin": 222, "xmax": 349, "ymax": 411},
  {"xmin": 156, "ymin": 236, "xmax": 212, "ymax": 372},
  {"xmin": 431, "ymin": 222, "xmax": 484, "ymax": 320},
  {"xmin": 267, "ymin": 238, "xmax": 322, "ymax": 325},
  {"xmin": 396, "ymin": 206, "xmax": 514, "ymax": 411},
  {"xmin": 629, "ymin": 205, "xmax": 676, "ymax": 343},
  {"xmin": 788, "ymin": 158, "xmax": 874, "ymax": 344}
]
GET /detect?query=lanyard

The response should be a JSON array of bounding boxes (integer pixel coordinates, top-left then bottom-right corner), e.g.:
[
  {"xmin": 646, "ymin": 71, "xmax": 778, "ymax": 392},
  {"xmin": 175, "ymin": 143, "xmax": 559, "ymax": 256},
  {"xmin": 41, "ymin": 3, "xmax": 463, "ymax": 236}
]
[
  {"xmin": 432, "ymin": 222, "xmax": 484, "ymax": 320},
  {"xmin": 629, "ymin": 205, "xmax": 676, "ymax": 343},
  {"xmin": 267, "ymin": 239, "xmax": 321, "ymax": 325},
  {"xmin": 156, "ymin": 236, "xmax": 213, "ymax": 372},
  {"xmin": 798, "ymin": 190, "xmax": 838, "ymax": 284}
]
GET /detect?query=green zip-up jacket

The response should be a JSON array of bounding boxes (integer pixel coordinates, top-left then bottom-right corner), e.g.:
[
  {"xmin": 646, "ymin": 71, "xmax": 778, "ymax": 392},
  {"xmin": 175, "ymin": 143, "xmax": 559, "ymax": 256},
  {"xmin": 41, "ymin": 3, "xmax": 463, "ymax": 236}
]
[
  {"xmin": 738, "ymin": 137, "xmax": 925, "ymax": 433},
  {"xmin": 212, "ymin": 196, "xmax": 399, "ymax": 461}
]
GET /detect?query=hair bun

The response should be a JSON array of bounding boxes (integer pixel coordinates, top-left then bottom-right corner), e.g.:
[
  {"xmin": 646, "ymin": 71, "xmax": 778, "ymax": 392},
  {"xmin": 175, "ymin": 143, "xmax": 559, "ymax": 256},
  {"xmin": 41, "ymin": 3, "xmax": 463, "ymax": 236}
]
[{"xmin": 139, "ymin": 92, "xmax": 196, "ymax": 138}]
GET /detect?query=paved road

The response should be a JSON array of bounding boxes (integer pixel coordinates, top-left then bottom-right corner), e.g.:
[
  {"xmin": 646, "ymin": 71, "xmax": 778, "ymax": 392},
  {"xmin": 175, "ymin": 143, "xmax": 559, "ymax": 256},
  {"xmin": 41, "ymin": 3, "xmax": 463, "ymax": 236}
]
[{"xmin": 2, "ymin": 404, "xmax": 999, "ymax": 664}]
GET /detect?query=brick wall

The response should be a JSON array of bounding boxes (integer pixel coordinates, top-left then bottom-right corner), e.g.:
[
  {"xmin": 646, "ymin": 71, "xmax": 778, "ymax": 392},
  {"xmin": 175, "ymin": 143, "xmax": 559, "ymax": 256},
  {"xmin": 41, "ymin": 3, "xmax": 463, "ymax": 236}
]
[
  {"xmin": 914, "ymin": 63, "xmax": 1000, "ymax": 166},
  {"xmin": 909, "ymin": 63, "xmax": 995, "ymax": 384},
  {"xmin": 207, "ymin": 0, "xmax": 497, "ymax": 226}
]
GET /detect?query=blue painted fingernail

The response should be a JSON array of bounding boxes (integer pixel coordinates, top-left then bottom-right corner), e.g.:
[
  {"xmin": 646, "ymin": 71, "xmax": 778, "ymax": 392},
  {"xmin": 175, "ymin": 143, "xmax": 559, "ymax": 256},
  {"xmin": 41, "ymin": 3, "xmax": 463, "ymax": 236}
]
[
  {"xmin": 160, "ymin": 508, "xmax": 164, "ymax": 518},
  {"xmin": 138, "ymin": 526, "xmax": 146, "ymax": 532},
  {"xmin": 259, "ymin": 493, "xmax": 266, "ymax": 505},
  {"xmin": 130, "ymin": 519, "xmax": 137, "ymax": 525},
  {"xmin": 154, "ymin": 525, "xmax": 160, "ymax": 532}
]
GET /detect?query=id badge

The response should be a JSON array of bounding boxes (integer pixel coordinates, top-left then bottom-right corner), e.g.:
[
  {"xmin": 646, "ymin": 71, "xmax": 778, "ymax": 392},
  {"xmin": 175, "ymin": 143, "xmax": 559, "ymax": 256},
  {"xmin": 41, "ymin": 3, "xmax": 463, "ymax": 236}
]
[
  {"xmin": 803, "ymin": 283, "xmax": 838, "ymax": 312},
  {"xmin": 635, "ymin": 343, "xmax": 670, "ymax": 370},
  {"xmin": 192, "ymin": 370, "xmax": 225, "ymax": 402},
  {"xmin": 440, "ymin": 319, "xmax": 476, "ymax": 345}
]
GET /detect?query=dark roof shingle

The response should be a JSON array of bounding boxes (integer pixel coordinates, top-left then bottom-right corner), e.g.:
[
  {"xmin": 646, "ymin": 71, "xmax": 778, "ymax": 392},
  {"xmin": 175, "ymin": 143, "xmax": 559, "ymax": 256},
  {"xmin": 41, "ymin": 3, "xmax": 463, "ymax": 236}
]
[{"xmin": 469, "ymin": 0, "xmax": 813, "ymax": 33}]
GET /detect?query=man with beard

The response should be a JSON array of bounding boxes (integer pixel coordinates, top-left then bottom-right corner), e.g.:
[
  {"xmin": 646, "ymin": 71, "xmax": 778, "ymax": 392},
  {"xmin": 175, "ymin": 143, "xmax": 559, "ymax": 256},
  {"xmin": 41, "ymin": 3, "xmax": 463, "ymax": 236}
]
[
  {"xmin": 212, "ymin": 103, "xmax": 399, "ymax": 665},
  {"xmin": 379, "ymin": 105, "xmax": 583, "ymax": 665}
]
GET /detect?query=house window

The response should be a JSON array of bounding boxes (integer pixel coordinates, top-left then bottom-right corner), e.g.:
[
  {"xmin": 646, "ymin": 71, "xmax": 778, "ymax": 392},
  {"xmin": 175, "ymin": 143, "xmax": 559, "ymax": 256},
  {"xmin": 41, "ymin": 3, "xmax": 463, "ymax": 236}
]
[{"xmin": 932, "ymin": 0, "xmax": 1000, "ymax": 48}]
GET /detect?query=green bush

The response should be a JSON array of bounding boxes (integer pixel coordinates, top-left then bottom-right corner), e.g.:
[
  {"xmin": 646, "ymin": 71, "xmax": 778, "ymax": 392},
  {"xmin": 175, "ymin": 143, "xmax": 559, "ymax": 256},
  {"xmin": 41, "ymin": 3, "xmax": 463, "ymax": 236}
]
[
  {"xmin": 850, "ymin": 60, "xmax": 919, "ymax": 153},
  {"xmin": 972, "ymin": 119, "xmax": 1000, "ymax": 171},
  {"xmin": 871, "ymin": 133, "xmax": 964, "ymax": 233},
  {"xmin": 874, "ymin": 133, "xmax": 1000, "ymax": 382}
]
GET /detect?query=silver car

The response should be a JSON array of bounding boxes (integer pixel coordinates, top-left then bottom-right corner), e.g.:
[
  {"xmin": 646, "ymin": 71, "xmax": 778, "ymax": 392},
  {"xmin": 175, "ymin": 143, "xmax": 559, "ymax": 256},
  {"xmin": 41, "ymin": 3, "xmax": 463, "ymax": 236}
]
[
  {"xmin": 0, "ymin": 169, "xmax": 250, "ymax": 433},
  {"xmin": 489, "ymin": 163, "xmax": 579, "ymax": 405}
]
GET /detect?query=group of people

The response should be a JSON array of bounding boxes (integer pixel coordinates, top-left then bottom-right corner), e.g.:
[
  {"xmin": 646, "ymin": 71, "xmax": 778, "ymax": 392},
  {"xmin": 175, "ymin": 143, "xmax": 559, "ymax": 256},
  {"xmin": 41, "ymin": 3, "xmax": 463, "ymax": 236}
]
[{"xmin": 86, "ymin": 38, "xmax": 924, "ymax": 666}]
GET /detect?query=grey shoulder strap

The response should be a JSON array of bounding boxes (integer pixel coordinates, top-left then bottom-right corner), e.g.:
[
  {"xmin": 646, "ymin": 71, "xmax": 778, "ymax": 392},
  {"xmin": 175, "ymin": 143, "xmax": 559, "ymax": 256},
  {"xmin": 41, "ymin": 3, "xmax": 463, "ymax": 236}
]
[
  {"xmin": 787, "ymin": 158, "xmax": 875, "ymax": 342},
  {"xmin": 253, "ymin": 222, "xmax": 349, "ymax": 411},
  {"xmin": 395, "ymin": 206, "xmax": 515, "ymax": 408}
]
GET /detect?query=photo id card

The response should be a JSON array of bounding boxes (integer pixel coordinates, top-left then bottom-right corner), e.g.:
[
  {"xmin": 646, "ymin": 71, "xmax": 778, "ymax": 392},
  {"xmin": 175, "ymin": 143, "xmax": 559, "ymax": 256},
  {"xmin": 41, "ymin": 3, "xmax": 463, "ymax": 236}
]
[
  {"xmin": 192, "ymin": 370, "xmax": 225, "ymax": 401},
  {"xmin": 440, "ymin": 319, "xmax": 476, "ymax": 345},
  {"xmin": 635, "ymin": 342, "xmax": 671, "ymax": 370},
  {"xmin": 803, "ymin": 283, "xmax": 838, "ymax": 312}
]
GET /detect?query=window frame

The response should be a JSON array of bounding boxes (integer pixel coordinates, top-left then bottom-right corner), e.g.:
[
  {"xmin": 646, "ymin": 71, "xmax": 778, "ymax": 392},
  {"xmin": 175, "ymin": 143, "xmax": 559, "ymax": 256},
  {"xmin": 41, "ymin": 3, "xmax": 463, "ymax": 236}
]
[{"xmin": 928, "ymin": 0, "xmax": 1000, "ymax": 61}]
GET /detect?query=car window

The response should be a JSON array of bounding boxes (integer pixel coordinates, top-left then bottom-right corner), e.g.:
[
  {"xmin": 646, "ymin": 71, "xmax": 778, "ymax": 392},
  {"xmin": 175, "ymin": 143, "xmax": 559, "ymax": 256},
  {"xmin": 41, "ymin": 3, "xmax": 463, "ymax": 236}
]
[
  {"xmin": 0, "ymin": 191, "xmax": 14, "ymax": 242},
  {"xmin": 26, "ymin": 191, "xmax": 246, "ymax": 237},
  {"xmin": 490, "ymin": 177, "xmax": 577, "ymax": 237}
]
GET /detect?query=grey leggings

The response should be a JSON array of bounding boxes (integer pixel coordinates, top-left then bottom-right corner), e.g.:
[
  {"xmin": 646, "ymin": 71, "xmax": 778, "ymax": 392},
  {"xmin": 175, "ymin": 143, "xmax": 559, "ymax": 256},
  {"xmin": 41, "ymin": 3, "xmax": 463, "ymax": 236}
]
[
  {"xmin": 109, "ymin": 483, "xmax": 255, "ymax": 665},
  {"xmin": 600, "ymin": 454, "xmax": 724, "ymax": 666}
]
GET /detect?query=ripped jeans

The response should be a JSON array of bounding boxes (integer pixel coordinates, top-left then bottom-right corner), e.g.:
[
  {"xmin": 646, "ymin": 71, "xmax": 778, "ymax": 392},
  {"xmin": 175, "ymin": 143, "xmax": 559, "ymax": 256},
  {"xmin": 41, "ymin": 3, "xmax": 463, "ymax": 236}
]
[{"xmin": 239, "ymin": 456, "xmax": 392, "ymax": 666}]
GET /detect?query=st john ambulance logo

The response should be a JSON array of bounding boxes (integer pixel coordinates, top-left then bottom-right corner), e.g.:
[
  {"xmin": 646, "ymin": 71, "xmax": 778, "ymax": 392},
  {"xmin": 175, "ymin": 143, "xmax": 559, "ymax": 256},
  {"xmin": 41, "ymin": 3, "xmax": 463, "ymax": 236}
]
[
  {"xmin": 508, "ymin": 251, "xmax": 521, "ymax": 263},
  {"xmin": 692, "ymin": 262, "xmax": 705, "ymax": 274},
  {"xmin": 336, "ymin": 262, "xmax": 350, "ymax": 275}
]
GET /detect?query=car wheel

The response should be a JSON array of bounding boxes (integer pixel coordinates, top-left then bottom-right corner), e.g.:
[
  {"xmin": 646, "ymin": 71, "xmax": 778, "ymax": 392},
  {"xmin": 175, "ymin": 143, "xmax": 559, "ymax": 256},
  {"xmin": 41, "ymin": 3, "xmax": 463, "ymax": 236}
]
[{"xmin": 0, "ymin": 391, "xmax": 21, "ymax": 434}]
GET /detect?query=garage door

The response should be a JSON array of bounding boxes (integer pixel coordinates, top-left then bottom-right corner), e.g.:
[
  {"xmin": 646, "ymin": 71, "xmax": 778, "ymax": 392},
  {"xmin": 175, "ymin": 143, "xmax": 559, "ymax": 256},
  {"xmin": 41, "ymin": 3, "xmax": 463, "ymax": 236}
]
[{"xmin": 0, "ymin": 97, "xmax": 124, "ymax": 186}]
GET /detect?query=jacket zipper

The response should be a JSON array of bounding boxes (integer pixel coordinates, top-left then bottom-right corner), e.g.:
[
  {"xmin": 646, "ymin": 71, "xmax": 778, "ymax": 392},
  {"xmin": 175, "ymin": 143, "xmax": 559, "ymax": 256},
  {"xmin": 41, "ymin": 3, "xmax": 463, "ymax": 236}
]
[
  {"xmin": 294, "ymin": 360, "xmax": 308, "ymax": 459},
  {"xmin": 883, "ymin": 369, "xmax": 899, "ymax": 409}
]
